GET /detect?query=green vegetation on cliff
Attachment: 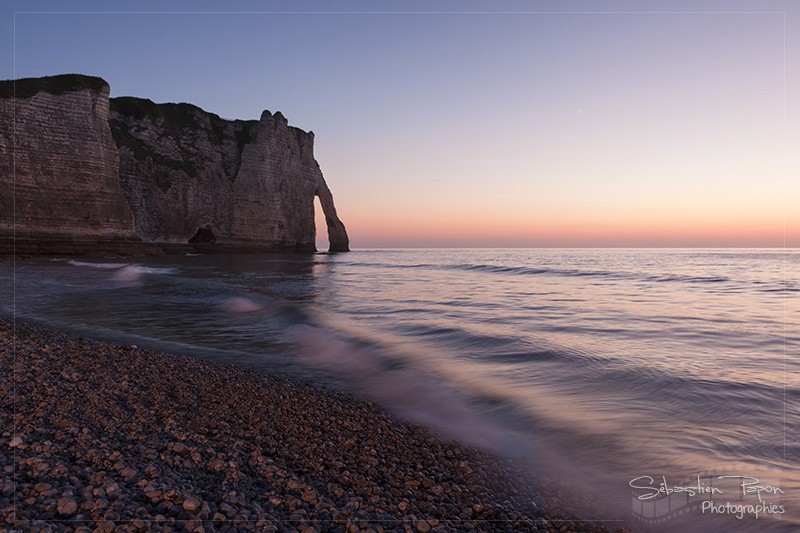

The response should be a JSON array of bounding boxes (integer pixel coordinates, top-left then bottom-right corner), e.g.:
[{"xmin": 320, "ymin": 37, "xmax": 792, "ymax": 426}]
[
  {"xmin": 109, "ymin": 97, "xmax": 257, "ymax": 185},
  {"xmin": 111, "ymin": 97, "xmax": 256, "ymax": 148},
  {"xmin": 110, "ymin": 98, "xmax": 208, "ymax": 182},
  {"xmin": 0, "ymin": 74, "xmax": 108, "ymax": 99},
  {"xmin": 111, "ymin": 97, "xmax": 208, "ymax": 131},
  {"xmin": 108, "ymin": 119, "xmax": 197, "ymax": 185}
]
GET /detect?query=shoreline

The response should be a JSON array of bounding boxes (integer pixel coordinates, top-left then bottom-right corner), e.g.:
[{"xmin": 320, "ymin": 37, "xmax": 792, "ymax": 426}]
[{"xmin": 1, "ymin": 319, "xmax": 620, "ymax": 532}]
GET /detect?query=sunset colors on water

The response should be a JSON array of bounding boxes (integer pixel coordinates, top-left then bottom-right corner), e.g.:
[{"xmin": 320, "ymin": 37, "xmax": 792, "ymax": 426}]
[{"xmin": 2, "ymin": 1, "xmax": 798, "ymax": 532}]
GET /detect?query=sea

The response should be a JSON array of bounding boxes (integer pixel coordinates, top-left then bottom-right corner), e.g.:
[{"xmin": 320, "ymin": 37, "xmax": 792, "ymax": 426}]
[{"xmin": 2, "ymin": 248, "xmax": 798, "ymax": 532}]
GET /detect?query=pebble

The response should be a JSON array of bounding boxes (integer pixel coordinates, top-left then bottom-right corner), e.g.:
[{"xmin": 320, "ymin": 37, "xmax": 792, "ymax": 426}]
[
  {"xmin": 414, "ymin": 519, "xmax": 431, "ymax": 532},
  {"xmin": 182, "ymin": 495, "xmax": 202, "ymax": 512},
  {"xmin": 119, "ymin": 467, "xmax": 137, "ymax": 479},
  {"xmin": 56, "ymin": 497, "xmax": 77, "ymax": 516}
]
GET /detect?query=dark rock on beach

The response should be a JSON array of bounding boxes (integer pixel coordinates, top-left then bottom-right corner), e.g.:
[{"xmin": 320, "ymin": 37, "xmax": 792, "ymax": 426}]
[{"xmin": 0, "ymin": 319, "xmax": 624, "ymax": 532}]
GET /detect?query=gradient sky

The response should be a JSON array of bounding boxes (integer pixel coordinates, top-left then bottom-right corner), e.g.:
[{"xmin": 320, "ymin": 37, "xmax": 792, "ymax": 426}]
[{"xmin": 2, "ymin": 0, "xmax": 797, "ymax": 248}]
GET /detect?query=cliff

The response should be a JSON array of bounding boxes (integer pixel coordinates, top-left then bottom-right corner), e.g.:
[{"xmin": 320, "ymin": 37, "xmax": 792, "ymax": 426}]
[
  {"xmin": 0, "ymin": 74, "xmax": 349, "ymax": 254},
  {"xmin": 0, "ymin": 75, "xmax": 145, "ymax": 254}
]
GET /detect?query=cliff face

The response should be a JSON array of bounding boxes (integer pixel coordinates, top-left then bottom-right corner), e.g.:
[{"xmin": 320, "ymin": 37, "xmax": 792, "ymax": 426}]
[
  {"xmin": 0, "ymin": 75, "xmax": 145, "ymax": 254},
  {"xmin": 110, "ymin": 99, "xmax": 349, "ymax": 252},
  {"xmin": 109, "ymin": 98, "xmax": 256, "ymax": 249},
  {"xmin": 0, "ymin": 74, "xmax": 350, "ymax": 254}
]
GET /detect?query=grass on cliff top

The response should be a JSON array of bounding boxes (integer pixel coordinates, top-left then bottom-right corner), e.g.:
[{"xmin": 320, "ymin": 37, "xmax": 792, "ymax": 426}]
[
  {"xmin": 111, "ymin": 97, "xmax": 210, "ymax": 129},
  {"xmin": 108, "ymin": 100, "xmax": 257, "ymax": 184},
  {"xmin": 0, "ymin": 74, "xmax": 108, "ymax": 99},
  {"xmin": 110, "ymin": 97, "xmax": 257, "ymax": 149}
]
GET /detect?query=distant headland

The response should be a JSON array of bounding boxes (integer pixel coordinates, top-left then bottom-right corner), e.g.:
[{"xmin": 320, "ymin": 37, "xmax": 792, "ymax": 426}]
[{"xmin": 0, "ymin": 74, "xmax": 349, "ymax": 255}]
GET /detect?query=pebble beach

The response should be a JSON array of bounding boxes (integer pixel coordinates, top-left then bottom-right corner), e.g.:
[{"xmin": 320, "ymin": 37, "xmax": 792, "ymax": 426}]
[{"xmin": 1, "ymin": 319, "xmax": 622, "ymax": 532}]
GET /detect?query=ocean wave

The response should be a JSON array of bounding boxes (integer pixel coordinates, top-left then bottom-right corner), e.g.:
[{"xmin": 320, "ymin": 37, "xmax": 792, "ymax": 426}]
[
  {"xmin": 114, "ymin": 265, "xmax": 178, "ymax": 282},
  {"xmin": 7, "ymin": 248, "xmax": 799, "ymax": 525},
  {"xmin": 341, "ymin": 260, "xmax": 745, "ymax": 287},
  {"xmin": 291, "ymin": 322, "xmax": 533, "ymax": 456},
  {"xmin": 66, "ymin": 260, "xmax": 177, "ymax": 277},
  {"xmin": 67, "ymin": 260, "xmax": 130, "ymax": 269},
  {"xmin": 759, "ymin": 287, "xmax": 800, "ymax": 293},
  {"xmin": 220, "ymin": 296, "xmax": 265, "ymax": 313},
  {"xmin": 645, "ymin": 273, "xmax": 729, "ymax": 283}
]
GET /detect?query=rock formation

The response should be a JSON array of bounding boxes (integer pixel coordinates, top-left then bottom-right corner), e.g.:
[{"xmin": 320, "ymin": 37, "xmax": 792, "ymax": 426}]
[
  {"xmin": 0, "ymin": 75, "xmax": 145, "ymax": 254},
  {"xmin": 0, "ymin": 74, "xmax": 350, "ymax": 254}
]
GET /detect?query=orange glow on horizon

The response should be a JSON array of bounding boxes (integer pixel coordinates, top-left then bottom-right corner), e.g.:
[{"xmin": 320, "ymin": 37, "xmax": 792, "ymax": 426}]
[{"xmin": 342, "ymin": 210, "xmax": 798, "ymax": 248}]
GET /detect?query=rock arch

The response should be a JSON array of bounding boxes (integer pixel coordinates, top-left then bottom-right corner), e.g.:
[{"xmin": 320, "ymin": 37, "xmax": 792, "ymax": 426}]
[{"xmin": 315, "ymin": 182, "xmax": 349, "ymax": 252}]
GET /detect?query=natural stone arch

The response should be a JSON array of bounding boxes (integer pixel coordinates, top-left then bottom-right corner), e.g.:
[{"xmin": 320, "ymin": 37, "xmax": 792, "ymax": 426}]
[{"xmin": 314, "ymin": 184, "xmax": 349, "ymax": 252}]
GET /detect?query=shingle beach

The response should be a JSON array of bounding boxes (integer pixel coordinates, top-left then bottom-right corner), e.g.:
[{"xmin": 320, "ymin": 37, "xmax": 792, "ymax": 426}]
[{"xmin": 1, "ymin": 319, "xmax": 622, "ymax": 532}]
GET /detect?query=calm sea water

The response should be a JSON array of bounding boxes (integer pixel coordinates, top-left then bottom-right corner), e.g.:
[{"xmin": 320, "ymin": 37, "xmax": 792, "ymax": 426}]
[{"xmin": 3, "ymin": 249, "xmax": 798, "ymax": 531}]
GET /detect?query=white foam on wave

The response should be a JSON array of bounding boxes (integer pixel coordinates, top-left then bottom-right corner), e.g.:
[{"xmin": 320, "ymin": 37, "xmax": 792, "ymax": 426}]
[
  {"xmin": 220, "ymin": 297, "xmax": 265, "ymax": 314},
  {"xmin": 68, "ymin": 260, "xmax": 129, "ymax": 269},
  {"xmin": 290, "ymin": 320, "xmax": 638, "ymax": 520},
  {"xmin": 113, "ymin": 265, "xmax": 143, "ymax": 282},
  {"xmin": 114, "ymin": 265, "xmax": 178, "ymax": 282},
  {"xmin": 291, "ymin": 323, "xmax": 530, "ymax": 456}
]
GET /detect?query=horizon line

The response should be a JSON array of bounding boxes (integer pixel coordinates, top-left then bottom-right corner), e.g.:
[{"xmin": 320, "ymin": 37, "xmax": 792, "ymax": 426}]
[{"xmin": 341, "ymin": 246, "xmax": 799, "ymax": 250}]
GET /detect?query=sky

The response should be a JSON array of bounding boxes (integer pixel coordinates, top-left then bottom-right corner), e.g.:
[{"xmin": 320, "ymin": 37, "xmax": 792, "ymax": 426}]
[{"xmin": 1, "ymin": 0, "xmax": 798, "ymax": 248}]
